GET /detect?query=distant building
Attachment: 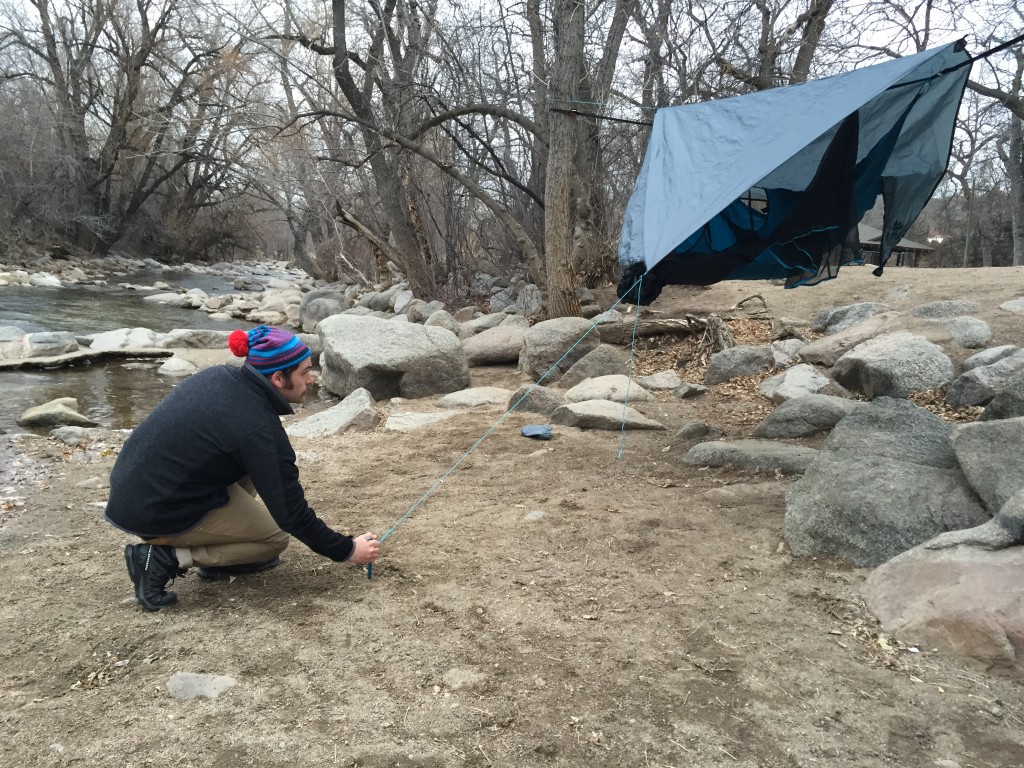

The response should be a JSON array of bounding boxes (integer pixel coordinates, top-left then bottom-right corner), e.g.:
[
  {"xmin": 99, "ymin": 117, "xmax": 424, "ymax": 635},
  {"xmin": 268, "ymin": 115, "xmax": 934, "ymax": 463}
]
[{"xmin": 857, "ymin": 223, "xmax": 933, "ymax": 267}]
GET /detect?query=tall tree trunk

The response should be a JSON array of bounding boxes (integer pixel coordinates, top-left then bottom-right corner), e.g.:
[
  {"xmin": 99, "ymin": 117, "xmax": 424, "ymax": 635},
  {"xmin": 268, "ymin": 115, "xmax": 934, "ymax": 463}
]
[
  {"xmin": 543, "ymin": 0, "xmax": 585, "ymax": 318},
  {"xmin": 790, "ymin": 0, "xmax": 834, "ymax": 84},
  {"xmin": 526, "ymin": 0, "xmax": 549, "ymax": 284},
  {"xmin": 364, "ymin": 146, "xmax": 433, "ymax": 294},
  {"xmin": 571, "ymin": 0, "xmax": 635, "ymax": 287},
  {"xmin": 329, "ymin": 0, "xmax": 435, "ymax": 296},
  {"xmin": 1010, "ymin": 117, "xmax": 1024, "ymax": 266}
]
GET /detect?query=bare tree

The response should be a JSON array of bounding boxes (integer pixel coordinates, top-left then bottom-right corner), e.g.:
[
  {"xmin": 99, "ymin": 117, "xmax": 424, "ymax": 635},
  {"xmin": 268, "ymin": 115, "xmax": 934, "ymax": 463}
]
[
  {"xmin": 1, "ymin": 0, "xmax": 258, "ymax": 256},
  {"xmin": 544, "ymin": 0, "xmax": 586, "ymax": 317},
  {"xmin": 967, "ymin": 11, "xmax": 1024, "ymax": 265}
]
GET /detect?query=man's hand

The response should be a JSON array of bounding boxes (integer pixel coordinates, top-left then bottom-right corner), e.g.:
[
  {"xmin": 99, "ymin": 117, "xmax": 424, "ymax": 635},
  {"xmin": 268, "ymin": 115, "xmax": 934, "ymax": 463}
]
[{"xmin": 350, "ymin": 532, "xmax": 380, "ymax": 564}]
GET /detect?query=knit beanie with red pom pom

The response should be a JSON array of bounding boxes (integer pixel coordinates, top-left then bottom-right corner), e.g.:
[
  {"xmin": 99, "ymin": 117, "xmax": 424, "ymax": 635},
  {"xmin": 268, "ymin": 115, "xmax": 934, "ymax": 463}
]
[{"xmin": 228, "ymin": 325, "xmax": 311, "ymax": 375}]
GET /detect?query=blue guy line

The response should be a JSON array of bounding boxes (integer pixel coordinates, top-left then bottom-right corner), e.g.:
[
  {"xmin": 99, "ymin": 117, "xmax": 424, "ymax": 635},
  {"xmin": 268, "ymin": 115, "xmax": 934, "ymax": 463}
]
[
  {"xmin": 366, "ymin": 273, "xmax": 648, "ymax": 580},
  {"xmin": 617, "ymin": 272, "xmax": 644, "ymax": 460}
]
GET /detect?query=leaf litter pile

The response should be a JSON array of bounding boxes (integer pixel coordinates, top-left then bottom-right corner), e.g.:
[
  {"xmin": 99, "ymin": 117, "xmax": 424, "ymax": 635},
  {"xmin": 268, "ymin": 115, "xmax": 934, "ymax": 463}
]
[{"xmin": 632, "ymin": 316, "xmax": 985, "ymax": 425}]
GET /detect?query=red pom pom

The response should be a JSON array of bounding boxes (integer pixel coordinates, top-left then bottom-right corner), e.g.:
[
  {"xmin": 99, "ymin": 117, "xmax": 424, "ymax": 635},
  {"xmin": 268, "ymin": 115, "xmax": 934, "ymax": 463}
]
[{"xmin": 228, "ymin": 329, "xmax": 249, "ymax": 357}]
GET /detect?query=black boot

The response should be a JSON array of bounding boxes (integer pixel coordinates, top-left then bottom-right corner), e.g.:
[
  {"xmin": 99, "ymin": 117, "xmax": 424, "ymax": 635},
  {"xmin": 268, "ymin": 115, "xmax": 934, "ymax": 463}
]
[
  {"xmin": 197, "ymin": 556, "xmax": 281, "ymax": 581},
  {"xmin": 124, "ymin": 544, "xmax": 185, "ymax": 611}
]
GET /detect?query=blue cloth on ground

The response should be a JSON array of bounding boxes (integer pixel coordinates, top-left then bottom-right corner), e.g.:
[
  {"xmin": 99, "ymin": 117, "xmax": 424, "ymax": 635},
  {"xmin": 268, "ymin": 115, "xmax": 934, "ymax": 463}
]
[{"xmin": 521, "ymin": 425, "xmax": 552, "ymax": 440}]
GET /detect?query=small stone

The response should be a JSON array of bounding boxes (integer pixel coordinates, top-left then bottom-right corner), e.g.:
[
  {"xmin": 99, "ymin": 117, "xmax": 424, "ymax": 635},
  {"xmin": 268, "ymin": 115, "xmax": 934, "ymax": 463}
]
[
  {"xmin": 673, "ymin": 382, "xmax": 708, "ymax": 399},
  {"xmin": 167, "ymin": 672, "xmax": 237, "ymax": 700},
  {"xmin": 441, "ymin": 667, "xmax": 486, "ymax": 690}
]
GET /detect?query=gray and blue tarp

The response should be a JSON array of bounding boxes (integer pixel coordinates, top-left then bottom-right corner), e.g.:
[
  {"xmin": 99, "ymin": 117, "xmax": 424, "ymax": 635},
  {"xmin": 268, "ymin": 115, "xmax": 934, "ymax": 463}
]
[{"xmin": 617, "ymin": 41, "xmax": 971, "ymax": 304}]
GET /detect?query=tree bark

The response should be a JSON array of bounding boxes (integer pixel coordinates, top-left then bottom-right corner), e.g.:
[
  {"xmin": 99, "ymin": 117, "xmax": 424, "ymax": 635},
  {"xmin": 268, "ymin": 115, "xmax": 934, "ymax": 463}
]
[
  {"xmin": 1009, "ymin": 116, "xmax": 1024, "ymax": 266},
  {"xmin": 790, "ymin": 0, "xmax": 835, "ymax": 84},
  {"xmin": 526, "ymin": 0, "xmax": 549, "ymax": 282},
  {"xmin": 543, "ymin": 0, "xmax": 585, "ymax": 318},
  {"xmin": 598, "ymin": 316, "xmax": 736, "ymax": 350},
  {"xmin": 571, "ymin": 0, "xmax": 635, "ymax": 287},
  {"xmin": 328, "ymin": 0, "xmax": 435, "ymax": 296}
]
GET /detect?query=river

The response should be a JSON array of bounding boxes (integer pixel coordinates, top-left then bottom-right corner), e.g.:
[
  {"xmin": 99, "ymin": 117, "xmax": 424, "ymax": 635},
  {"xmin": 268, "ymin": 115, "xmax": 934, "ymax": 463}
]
[{"xmin": 0, "ymin": 268, "xmax": 255, "ymax": 435}]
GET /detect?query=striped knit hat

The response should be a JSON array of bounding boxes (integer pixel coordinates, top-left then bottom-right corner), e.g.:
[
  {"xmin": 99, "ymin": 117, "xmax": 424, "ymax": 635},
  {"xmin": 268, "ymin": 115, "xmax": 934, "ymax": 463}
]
[{"xmin": 228, "ymin": 325, "xmax": 311, "ymax": 375}]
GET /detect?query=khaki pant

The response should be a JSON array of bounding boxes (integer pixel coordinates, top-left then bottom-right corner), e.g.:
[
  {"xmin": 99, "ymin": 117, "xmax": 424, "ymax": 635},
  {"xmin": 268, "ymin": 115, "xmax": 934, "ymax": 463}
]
[{"xmin": 149, "ymin": 478, "xmax": 289, "ymax": 569}]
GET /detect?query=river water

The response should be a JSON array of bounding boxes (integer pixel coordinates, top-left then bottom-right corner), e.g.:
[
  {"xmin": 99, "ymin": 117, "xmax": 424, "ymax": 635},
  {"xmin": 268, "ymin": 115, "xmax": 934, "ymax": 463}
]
[{"xmin": 0, "ymin": 268, "xmax": 254, "ymax": 435}]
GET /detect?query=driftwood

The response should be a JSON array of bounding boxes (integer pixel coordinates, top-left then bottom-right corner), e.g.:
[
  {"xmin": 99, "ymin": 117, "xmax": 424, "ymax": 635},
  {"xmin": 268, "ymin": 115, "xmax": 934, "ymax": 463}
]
[
  {"xmin": 599, "ymin": 314, "xmax": 736, "ymax": 351},
  {"xmin": 0, "ymin": 347, "xmax": 172, "ymax": 372},
  {"xmin": 726, "ymin": 293, "xmax": 769, "ymax": 313}
]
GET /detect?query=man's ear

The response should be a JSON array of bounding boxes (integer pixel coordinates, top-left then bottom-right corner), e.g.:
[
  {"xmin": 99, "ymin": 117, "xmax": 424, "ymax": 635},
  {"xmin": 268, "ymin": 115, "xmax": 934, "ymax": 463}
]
[{"xmin": 268, "ymin": 370, "xmax": 286, "ymax": 389}]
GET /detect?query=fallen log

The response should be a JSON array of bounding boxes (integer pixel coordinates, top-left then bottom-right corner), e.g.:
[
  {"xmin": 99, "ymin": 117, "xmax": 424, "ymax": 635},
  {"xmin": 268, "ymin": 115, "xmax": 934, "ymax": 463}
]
[
  {"xmin": 598, "ymin": 315, "xmax": 736, "ymax": 351},
  {"xmin": 0, "ymin": 347, "xmax": 173, "ymax": 372}
]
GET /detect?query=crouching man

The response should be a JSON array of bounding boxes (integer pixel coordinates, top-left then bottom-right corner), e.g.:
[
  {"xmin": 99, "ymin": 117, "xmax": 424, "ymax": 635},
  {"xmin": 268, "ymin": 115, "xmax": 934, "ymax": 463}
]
[{"xmin": 105, "ymin": 325, "xmax": 379, "ymax": 611}]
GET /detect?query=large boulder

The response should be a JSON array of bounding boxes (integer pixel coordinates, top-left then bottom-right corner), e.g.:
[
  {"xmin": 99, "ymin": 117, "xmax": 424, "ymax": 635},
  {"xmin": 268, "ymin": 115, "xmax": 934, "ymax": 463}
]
[
  {"xmin": 488, "ymin": 284, "xmax": 517, "ymax": 313},
  {"xmin": 515, "ymin": 283, "xmax": 543, "ymax": 316},
  {"xmin": 143, "ymin": 292, "xmax": 190, "ymax": 307},
  {"xmin": 798, "ymin": 311, "xmax": 903, "ymax": 366},
  {"xmin": 87, "ymin": 327, "xmax": 166, "ymax": 351},
  {"xmin": 963, "ymin": 345, "xmax": 1019, "ymax": 372},
  {"xmin": 946, "ymin": 349, "xmax": 1024, "ymax": 408},
  {"xmin": 771, "ymin": 338, "xmax": 807, "ymax": 367},
  {"xmin": 752, "ymin": 394, "xmax": 861, "ymax": 439},
  {"xmin": 299, "ymin": 285, "xmax": 347, "ymax": 314},
  {"xmin": 458, "ymin": 312, "xmax": 507, "ymax": 339},
  {"xmin": 862, "ymin": 545, "xmax": 1024, "ymax": 672},
  {"xmin": 22, "ymin": 331, "xmax": 79, "ymax": 358},
  {"xmin": 519, "ymin": 318, "xmax": 600, "ymax": 383},
  {"xmin": 811, "ymin": 302, "xmax": 887, "ymax": 335},
  {"xmin": 287, "ymin": 388, "xmax": 382, "ymax": 437},
  {"xmin": 257, "ymin": 291, "xmax": 294, "ymax": 314},
  {"xmin": 563, "ymin": 375, "xmax": 655, "ymax": 404},
  {"xmin": 183, "ymin": 288, "xmax": 211, "ymax": 308},
  {"xmin": 317, "ymin": 315, "xmax": 469, "ymax": 400},
  {"xmin": 921, "ymin": 316, "xmax": 991, "ymax": 349},
  {"xmin": 758, "ymin": 363, "xmax": 833, "ymax": 403},
  {"xmin": 161, "ymin": 329, "xmax": 231, "ymax": 349},
  {"xmin": 392, "ymin": 289, "xmax": 415, "ymax": 315},
  {"xmin": 980, "ymin": 372, "xmax": 1024, "ymax": 421},
  {"xmin": 301, "ymin": 298, "xmax": 343, "ymax": 333},
  {"xmin": 29, "ymin": 272, "xmax": 61, "ymax": 287},
  {"xmin": 0, "ymin": 325, "xmax": 27, "ymax": 359},
  {"xmin": 551, "ymin": 400, "xmax": 665, "ymax": 431},
  {"xmin": 233, "ymin": 277, "xmax": 264, "ymax": 291},
  {"xmin": 784, "ymin": 398, "xmax": 989, "ymax": 567},
  {"xmin": 683, "ymin": 440, "xmax": 817, "ymax": 475},
  {"xmin": 408, "ymin": 300, "xmax": 446, "ymax": 323},
  {"xmin": 831, "ymin": 331, "xmax": 953, "ymax": 398},
  {"xmin": 558, "ymin": 344, "xmax": 630, "ymax": 389},
  {"xmin": 462, "ymin": 325, "xmax": 526, "ymax": 366},
  {"xmin": 424, "ymin": 310, "xmax": 460, "ymax": 335},
  {"xmin": 157, "ymin": 356, "xmax": 198, "ymax": 377},
  {"xmin": 637, "ymin": 370, "xmax": 683, "ymax": 391},
  {"xmin": 506, "ymin": 384, "xmax": 564, "ymax": 417},
  {"xmin": 910, "ymin": 299, "xmax": 978, "ymax": 318},
  {"xmin": 949, "ymin": 417, "xmax": 1024, "ymax": 512},
  {"xmin": 704, "ymin": 345, "xmax": 775, "ymax": 384},
  {"xmin": 17, "ymin": 397, "xmax": 98, "ymax": 428}
]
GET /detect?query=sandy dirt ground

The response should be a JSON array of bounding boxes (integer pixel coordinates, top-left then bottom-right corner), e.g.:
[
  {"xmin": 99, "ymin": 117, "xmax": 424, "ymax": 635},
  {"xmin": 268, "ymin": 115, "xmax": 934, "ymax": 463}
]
[{"xmin": 2, "ymin": 265, "xmax": 1024, "ymax": 768}]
